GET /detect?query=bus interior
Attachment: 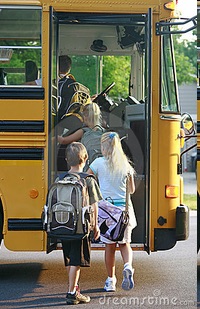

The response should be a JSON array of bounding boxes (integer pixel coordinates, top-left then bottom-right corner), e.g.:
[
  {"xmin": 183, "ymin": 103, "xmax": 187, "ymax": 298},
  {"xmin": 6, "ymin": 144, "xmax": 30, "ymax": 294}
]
[{"xmin": 51, "ymin": 12, "xmax": 151, "ymax": 250}]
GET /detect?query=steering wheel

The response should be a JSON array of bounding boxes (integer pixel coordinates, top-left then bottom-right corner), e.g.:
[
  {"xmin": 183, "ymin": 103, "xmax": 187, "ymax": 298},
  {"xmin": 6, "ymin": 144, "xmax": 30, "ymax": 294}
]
[
  {"xmin": 92, "ymin": 82, "xmax": 116, "ymax": 113},
  {"xmin": 93, "ymin": 82, "xmax": 115, "ymax": 103},
  {"xmin": 98, "ymin": 82, "xmax": 115, "ymax": 96}
]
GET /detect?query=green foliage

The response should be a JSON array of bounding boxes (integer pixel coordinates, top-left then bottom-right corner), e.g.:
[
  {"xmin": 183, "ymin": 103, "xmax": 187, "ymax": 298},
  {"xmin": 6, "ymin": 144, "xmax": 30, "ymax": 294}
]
[
  {"xmin": 71, "ymin": 55, "xmax": 131, "ymax": 99},
  {"xmin": 102, "ymin": 56, "xmax": 130, "ymax": 99},
  {"xmin": 2, "ymin": 46, "xmax": 41, "ymax": 85},
  {"xmin": 71, "ymin": 56, "xmax": 98, "ymax": 95},
  {"xmin": 183, "ymin": 194, "xmax": 197, "ymax": 210},
  {"xmin": 173, "ymin": 30, "xmax": 196, "ymax": 85}
]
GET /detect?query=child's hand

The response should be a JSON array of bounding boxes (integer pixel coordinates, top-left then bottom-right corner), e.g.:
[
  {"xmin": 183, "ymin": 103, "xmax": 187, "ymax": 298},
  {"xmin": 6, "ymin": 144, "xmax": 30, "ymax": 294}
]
[
  {"xmin": 57, "ymin": 135, "xmax": 64, "ymax": 144},
  {"xmin": 93, "ymin": 224, "xmax": 100, "ymax": 240}
]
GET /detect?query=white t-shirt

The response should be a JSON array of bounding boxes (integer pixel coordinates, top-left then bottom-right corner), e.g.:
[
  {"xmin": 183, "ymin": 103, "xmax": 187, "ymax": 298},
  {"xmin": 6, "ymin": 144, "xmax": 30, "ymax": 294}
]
[
  {"xmin": 90, "ymin": 156, "xmax": 137, "ymax": 239},
  {"xmin": 89, "ymin": 156, "xmax": 133, "ymax": 201}
]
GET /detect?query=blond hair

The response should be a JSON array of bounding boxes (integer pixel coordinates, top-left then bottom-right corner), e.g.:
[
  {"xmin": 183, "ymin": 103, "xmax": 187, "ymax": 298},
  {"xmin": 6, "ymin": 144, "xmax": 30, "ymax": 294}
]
[
  {"xmin": 101, "ymin": 132, "xmax": 134, "ymax": 175},
  {"xmin": 65, "ymin": 142, "xmax": 88, "ymax": 167},
  {"xmin": 82, "ymin": 103, "xmax": 102, "ymax": 128}
]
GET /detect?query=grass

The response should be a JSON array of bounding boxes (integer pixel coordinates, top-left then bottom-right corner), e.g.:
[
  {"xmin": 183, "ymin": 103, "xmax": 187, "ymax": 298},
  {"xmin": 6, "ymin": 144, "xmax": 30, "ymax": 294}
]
[{"xmin": 183, "ymin": 194, "xmax": 197, "ymax": 210}]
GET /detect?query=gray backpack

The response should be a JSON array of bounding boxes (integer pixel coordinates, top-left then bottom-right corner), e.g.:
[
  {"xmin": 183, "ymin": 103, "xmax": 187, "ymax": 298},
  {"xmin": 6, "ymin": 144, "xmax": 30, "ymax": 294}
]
[
  {"xmin": 44, "ymin": 173, "xmax": 94, "ymax": 240},
  {"xmin": 81, "ymin": 125, "xmax": 105, "ymax": 171}
]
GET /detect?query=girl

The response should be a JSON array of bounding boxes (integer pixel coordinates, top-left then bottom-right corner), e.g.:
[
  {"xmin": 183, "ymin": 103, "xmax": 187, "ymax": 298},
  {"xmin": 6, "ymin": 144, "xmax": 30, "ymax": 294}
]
[
  {"xmin": 58, "ymin": 102, "xmax": 105, "ymax": 171},
  {"xmin": 87, "ymin": 131, "xmax": 137, "ymax": 292},
  {"xmin": 57, "ymin": 102, "xmax": 102, "ymax": 145}
]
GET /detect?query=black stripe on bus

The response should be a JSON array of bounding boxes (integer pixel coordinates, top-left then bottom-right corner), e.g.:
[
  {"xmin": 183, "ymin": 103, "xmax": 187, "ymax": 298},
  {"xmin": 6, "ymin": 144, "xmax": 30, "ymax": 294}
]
[
  {"xmin": 8, "ymin": 219, "xmax": 43, "ymax": 231},
  {"xmin": 197, "ymin": 149, "xmax": 200, "ymax": 162},
  {"xmin": 197, "ymin": 87, "xmax": 200, "ymax": 100},
  {"xmin": 0, "ymin": 87, "xmax": 44, "ymax": 100},
  {"xmin": 197, "ymin": 121, "xmax": 200, "ymax": 134},
  {"xmin": 0, "ymin": 120, "xmax": 44, "ymax": 132},
  {"xmin": 0, "ymin": 148, "xmax": 44, "ymax": 160}
]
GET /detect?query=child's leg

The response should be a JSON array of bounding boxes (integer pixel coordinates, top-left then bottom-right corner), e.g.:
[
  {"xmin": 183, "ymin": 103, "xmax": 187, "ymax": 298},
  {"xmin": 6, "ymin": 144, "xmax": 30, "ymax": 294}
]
[
  {"xmin": 105, "ymin": 243, "xmax": 117, "ymax": 277},
  {"xmin": 119, "ymin": 243, "xmax": 132, "ymax": 265},
  {"xmin": 119, "ymin": 243, "xmax": 134, "ymax": 290},
  {"xmin": 67, "ymin": 265, "xmax": 80, "ymax": 293},
  {"xmin": 104, "ymin": 243, "xmax": 117, "ymax": 292}
]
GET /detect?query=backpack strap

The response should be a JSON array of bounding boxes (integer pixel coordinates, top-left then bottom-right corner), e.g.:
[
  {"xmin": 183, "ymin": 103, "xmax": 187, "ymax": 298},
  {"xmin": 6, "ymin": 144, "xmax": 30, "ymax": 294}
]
[
  {"xmin": 58, "ymin": 171, "xmax": 95, "ymax": 180},
  {"xmin": 79, "ymin": 172, "xmax": 97, "ymax": 181},
  {"xmin": 82, "ymin": 125, "xmax": 105, "ymax": 133},
  {"xmin": 92, "ymin": 125, "xmax": 105, "ymax": 132},
  {"xmin": 58, "ymin": 75, "xmax": 75, "ymax": 99},
  {"xmin": 57, "ymin": 172, "xmax": 68, "ymax": 180}
]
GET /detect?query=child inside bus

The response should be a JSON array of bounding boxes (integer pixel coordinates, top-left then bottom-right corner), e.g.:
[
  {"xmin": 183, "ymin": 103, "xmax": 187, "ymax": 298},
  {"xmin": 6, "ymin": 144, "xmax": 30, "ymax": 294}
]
[
  {"xmin": 26, "ymin": 55, "xmax": 75, "ymax": 121},
  {"xmin": 57, "ymin": 102, "xmax": 102, "ymax": 145},
  {"xmin": 57, "ymin": 102, "xmax": 105, "ymax": 171}
]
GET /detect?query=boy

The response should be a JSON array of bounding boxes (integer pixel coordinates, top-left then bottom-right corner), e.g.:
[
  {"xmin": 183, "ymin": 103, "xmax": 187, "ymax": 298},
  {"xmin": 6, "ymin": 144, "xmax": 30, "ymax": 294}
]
[{"xmin": 61, "ymin": 142, "xmax": 102, "ymax": 305}]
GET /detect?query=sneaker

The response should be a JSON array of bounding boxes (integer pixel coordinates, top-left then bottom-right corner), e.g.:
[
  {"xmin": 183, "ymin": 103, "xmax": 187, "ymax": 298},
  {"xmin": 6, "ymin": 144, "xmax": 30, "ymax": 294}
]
[
  {"xmin": 104, "ymin": 276, "xmax": 117, "ymax": 292},
  {"xmin": 122, "ymin": 266, "xmax": 134, "ymax": 290},
  {"xmin": 66, "ymin": 291, "xmax": 90, "ymax": 305}
]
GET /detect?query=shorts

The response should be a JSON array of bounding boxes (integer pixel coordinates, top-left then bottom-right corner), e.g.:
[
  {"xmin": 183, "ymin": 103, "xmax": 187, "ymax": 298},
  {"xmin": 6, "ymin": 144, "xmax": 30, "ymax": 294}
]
[
  {"xmin": 100, "ymin": 204, "xmax": 137, "ymax": 245},
  {"xmin": 62, "ymin": 236, "xmax": 91, "ymax": 267}
]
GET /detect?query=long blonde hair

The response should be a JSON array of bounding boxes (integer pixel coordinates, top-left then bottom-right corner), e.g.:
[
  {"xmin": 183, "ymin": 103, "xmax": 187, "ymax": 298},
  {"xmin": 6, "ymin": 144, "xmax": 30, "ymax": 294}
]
[
  {"xmin": 82, "ymin": 103, "xmax": 102, "ymax": 128},
  {"xmin": 101, "ymin": 131, "xmax": 134, "ymax": 175}
]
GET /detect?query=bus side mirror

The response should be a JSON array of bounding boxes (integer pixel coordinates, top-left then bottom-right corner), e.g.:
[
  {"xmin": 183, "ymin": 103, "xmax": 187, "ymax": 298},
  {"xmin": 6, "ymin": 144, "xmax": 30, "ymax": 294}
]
[{"xmin": 181, "ymin": 113, "xmax": 195, "ymax": 135}]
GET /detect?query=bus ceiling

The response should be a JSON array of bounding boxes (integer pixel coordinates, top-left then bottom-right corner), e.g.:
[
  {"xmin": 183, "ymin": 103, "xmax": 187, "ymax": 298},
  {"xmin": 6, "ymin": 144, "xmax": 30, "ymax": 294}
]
[
  {"xmin": 56, "ymin": 14, "xmax": 147, "ymax": 56},
  {"xmin": 156, "ymin": 15, "xmax": 197, "ymax": 35}
]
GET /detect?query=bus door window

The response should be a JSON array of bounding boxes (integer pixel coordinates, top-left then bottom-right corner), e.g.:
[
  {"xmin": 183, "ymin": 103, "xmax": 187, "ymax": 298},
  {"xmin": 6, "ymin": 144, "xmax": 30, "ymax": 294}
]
[{"xmin": 161, "ymin": 28, "xmax": 179, "ymax": 113}]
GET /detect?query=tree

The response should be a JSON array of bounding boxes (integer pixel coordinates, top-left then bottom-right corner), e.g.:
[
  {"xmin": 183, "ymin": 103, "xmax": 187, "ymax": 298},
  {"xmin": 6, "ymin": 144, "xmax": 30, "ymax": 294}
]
[{"xmin": 173, "ymin": 30, "xmax": 196, "ymax": 85}]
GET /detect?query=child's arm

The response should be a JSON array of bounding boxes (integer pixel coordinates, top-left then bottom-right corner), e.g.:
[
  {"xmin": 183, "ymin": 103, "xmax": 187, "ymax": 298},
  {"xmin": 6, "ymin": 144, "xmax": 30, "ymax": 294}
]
[
  {"xmin": 128, "ymin": 173, "xmax": 135, "ymax": 194},
  {"xmin": 86, "ymin": 167, "xmax": 94, "ymax": 175},
  {"xmin": 57, "ymin": 128, "xmax": 83, "ymax": 145},
  {"xmin": 86, "ymin": 176, "xmax": 102, "ymax": 240},
  {"xmin": 91, "ymin": 202, "xmax": 100, "ymax": 240}
]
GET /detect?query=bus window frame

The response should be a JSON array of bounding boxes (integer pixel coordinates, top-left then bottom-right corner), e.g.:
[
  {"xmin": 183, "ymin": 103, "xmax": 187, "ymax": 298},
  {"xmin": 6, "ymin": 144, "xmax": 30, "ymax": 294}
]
[
  {"xmin": 160, "ymin": 29, "xmax": 180, "ymax": 114},
  {"xmin": 0, "ymin": 5, "xmax": 42, "ymax": 89},
  {"xmin": 48, "ymin": 6, "xmax": 59, "ymax": 187}
]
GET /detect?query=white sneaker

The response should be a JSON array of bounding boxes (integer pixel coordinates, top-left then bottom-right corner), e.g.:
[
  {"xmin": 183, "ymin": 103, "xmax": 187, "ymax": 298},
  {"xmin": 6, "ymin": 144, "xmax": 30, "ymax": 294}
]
[
  {"xmin": 104, "ymin": 276, "xmax": 117, "ymax": 292},
  {"xmin": 122, "ymin": 266, "xmax": 134, "ymax": 290}
]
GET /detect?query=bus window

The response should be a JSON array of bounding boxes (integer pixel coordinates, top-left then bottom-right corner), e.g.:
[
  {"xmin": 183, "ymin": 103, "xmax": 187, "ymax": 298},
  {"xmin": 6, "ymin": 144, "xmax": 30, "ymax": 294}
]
[
  {"xmin": 71, "ymin": 55, "xmax": 130, "ymax": 99},
  {"xmin": 0, "ymin": 7, "xmax": 42, "ymax": 86},
  {"xmin": 161, "ymin": 29, "xmax": 179, "ymax": 113}
]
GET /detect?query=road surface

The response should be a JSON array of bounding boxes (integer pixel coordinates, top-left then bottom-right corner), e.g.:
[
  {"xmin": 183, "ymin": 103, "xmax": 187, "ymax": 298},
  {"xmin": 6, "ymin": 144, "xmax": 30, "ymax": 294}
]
[{"xmin": 0, "ymin": 213, "xmax": 196, "ymax": 309}]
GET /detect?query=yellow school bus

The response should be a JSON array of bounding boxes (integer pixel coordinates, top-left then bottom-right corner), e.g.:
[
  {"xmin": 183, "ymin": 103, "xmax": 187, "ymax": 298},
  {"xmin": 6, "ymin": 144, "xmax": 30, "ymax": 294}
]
[{"xmin": 0, "ymin": 0, "xmax": 197, "ymax": 253}]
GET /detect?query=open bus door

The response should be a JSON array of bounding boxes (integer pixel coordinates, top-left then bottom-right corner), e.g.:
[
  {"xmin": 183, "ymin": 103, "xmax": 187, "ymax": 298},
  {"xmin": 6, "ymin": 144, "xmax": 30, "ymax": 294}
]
[
  {"xmin": 47, "ymin": 8, "xmax": 153, "ymax": 254},
  {"xmin": 124, "ymin": 8, "xmax": 152, "ymax": 254},
  {"xmin": 47, "ymin": 6, "xmax": 59, "ymax": 253}
]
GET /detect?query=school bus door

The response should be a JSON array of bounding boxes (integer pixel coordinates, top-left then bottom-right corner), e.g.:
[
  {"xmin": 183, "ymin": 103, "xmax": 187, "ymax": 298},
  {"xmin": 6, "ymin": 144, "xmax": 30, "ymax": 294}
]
[{"xmin": 46, "ymin": 7, "xmax": 153, "ymax": 253}]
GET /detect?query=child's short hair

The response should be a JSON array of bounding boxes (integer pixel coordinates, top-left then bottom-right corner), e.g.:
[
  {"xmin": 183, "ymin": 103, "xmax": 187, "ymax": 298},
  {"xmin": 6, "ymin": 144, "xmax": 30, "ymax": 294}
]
[
  {"xmin": 59, "ymin": 55, "xmax": 72, "ymax": 74},
  {"xmin": 65, "ymin": 142, "xmax": 88, "ymax": 167}
]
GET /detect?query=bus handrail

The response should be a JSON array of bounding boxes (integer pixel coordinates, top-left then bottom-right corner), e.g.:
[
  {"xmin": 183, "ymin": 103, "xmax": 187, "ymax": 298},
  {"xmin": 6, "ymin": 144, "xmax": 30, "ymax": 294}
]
[{"xmin": 156, "ymin": 15, "xmax": 197, "ymax": 36}]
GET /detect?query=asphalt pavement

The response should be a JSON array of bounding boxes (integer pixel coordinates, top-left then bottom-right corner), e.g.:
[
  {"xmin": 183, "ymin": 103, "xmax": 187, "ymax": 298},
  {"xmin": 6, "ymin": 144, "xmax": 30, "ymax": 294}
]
[
  {"xmin": 0, "ymin": 214, "xmax": 197, "ymax": 309},
  {"xmin": 0, "ymin": 171, "xmax": 197, "ymax": 309}
]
